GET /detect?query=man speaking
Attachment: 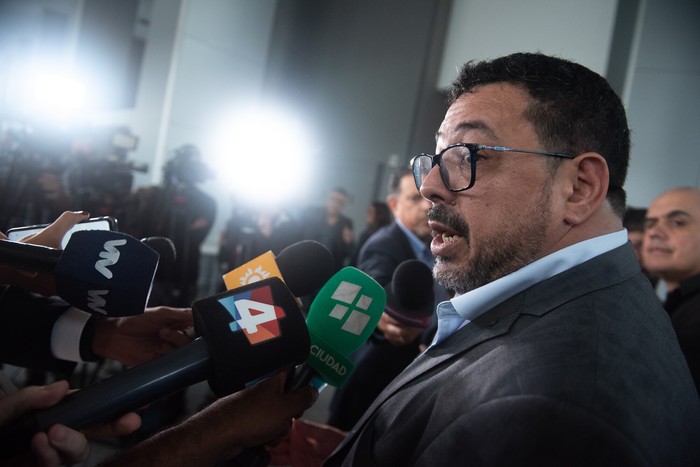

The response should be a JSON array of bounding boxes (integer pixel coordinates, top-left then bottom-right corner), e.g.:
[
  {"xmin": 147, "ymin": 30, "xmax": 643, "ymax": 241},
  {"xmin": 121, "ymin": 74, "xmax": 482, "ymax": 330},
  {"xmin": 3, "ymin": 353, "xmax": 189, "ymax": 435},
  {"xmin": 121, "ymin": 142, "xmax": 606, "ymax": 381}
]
[{"xmin": 271, "ymin": 53, "xmax": 700, "ymax": 466}]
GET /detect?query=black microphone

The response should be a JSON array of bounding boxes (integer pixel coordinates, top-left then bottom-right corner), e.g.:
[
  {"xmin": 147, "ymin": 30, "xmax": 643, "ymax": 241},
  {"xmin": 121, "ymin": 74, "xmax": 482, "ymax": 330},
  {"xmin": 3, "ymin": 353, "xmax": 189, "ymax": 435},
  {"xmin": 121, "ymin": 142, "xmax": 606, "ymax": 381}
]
[
  {"xmin": 0, "ymin": 242, "xmax": 335, "ymax": 454},
  {"xmin": 222, "ymin": 239, "xmax": 335, "ymax": 298},
  {"xmin": 231, "ymin": 266, "xmax": 387, "ymax": 467},
  {"xmin": 0, "ymin": 230, "xmax": 159, "ymax": 316},
  {"xmin": 0, "ymin": 278, "xmax": 309, "ymax": 453},
  {"xmin": 141, "ymin": 236, "xmax": 177, "ymax": 275},
  {"xmin": 383, "ymin": 259, "xmax": 435, "ymax": 328}
]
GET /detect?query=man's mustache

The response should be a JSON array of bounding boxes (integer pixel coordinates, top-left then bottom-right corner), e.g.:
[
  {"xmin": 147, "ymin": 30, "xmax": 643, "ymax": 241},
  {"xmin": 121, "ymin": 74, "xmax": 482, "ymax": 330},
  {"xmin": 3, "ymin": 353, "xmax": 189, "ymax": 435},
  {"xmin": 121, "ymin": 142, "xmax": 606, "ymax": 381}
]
[{"xmin": 428, "ymin": 204, "xmax": 470, "ymax": 239}]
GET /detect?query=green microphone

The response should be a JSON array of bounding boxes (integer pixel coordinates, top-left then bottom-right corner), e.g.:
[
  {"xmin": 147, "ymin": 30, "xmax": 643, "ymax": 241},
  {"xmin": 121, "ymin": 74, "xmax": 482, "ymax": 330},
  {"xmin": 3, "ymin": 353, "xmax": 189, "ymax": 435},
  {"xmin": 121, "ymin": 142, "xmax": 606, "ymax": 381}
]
[
  {"xmin": 233, "ymin": 267, "xmax": 385, "ymax": 467},
  {"xmin": 289, "ymin": 266, "xmax": 386, "ymax": 390}
]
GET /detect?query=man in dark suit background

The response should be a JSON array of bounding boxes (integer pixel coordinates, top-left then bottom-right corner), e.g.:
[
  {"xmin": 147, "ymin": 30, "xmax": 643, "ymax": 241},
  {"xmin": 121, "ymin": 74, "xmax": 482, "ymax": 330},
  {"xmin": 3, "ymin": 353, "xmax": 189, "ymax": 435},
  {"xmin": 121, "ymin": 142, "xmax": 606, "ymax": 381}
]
[
  {"xmin": 643, "ymin": 187, "xmax": 700, "ymax": 393},
  {"xmin": 326, "ymin": 168, "xmax": 443, "ymax": 430},
  {"xmin": 271, "ymin": 53, "xmax": 700, "ymax": 466}
]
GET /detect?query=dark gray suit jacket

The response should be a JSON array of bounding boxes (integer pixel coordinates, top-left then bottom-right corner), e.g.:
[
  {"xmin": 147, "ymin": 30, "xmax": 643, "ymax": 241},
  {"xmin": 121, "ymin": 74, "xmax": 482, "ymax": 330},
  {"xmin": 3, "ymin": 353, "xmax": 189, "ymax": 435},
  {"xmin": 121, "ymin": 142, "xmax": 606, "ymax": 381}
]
[
  {"xmin": 328, "ymin": 222, "xmax": 421, "ymax": 430},
  {"xmin": 0, "ymin": 286, "xmax": 76, "ymax": 375},
  {"xmin": 325, "ymin": 244, "xmax": 700, "ymax": 467},
  {"xmin": 356, "ymin": 221, "xmax": 416, "ymax": 286}
]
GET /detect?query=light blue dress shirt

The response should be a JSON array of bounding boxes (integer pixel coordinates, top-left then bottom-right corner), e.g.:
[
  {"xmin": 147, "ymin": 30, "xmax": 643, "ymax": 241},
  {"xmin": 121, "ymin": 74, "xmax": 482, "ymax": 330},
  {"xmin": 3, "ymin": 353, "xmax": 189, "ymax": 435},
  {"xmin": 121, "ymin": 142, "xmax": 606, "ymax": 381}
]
[
  {"xmin": 430, "ymin": 230, "xmax": 629, "ymax": 346},
  {"xmin": 395, "ymin": 219, "xmax": 433, "ymax": 268}
]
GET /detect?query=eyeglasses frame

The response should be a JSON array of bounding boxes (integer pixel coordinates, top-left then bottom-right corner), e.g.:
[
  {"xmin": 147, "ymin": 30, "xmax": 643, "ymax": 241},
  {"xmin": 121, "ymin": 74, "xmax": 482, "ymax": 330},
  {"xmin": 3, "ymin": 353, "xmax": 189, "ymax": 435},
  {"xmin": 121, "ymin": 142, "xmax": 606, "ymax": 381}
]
[{"xmin": 411, "ymin": 143, "xmax": 576, "ymax": 192}]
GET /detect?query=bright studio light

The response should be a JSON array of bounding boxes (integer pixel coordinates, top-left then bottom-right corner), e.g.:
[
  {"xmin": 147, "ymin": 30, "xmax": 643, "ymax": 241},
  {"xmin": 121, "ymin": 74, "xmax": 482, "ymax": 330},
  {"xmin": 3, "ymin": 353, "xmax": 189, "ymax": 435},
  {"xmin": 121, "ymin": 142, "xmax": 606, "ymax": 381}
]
[
  {"xmin": 209, "ymin": 105, "xmax": 318, "ymax": 206},
  {"xmin": 33, "ymin": 73, "xmax": 85, "ymax": 110},
  {"xmin": 17, "ymin": 65, "xmax": 88, "ymax": 120}
]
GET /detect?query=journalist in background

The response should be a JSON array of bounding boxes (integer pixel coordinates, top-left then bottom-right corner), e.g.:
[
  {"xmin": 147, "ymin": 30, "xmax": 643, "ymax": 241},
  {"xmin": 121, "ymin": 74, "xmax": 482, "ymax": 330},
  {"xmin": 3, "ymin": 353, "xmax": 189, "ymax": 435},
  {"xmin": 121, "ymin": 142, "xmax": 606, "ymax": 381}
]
[{"xmin": 271, "ymin": 52, "xmax": 700, "ymax": 467}]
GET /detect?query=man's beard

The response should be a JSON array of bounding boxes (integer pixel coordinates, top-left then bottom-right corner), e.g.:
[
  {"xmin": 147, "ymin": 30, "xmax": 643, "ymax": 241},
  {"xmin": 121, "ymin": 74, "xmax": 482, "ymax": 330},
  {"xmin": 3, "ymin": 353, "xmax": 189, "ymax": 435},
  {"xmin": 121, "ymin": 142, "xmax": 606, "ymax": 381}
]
[{"xmin": 429, "ymin": 188, "xmax": 552, "ymax": 294}]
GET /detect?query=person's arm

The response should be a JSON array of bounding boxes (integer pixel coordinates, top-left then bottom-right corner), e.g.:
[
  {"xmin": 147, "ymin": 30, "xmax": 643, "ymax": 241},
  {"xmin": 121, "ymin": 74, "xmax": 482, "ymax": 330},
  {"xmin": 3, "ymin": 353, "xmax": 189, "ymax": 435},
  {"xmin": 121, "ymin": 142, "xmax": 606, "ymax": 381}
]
[
  {"xmin": 375, "ymin": 312, "xmax": 425, "ymax": 347},
  {"xmin": 0, "ymin": 211, "xmax": 89, "ymax": 296},
  {"xmin": 0, "ymin": 287, "xmax": 77, "ymax": 374},
  {"xmin": 100, "ymin": 372, "xmax": 318, "ymax": 467},
  {"xmin": 90, "ymin": 306, "xmax": 193, "ymax": 367},
  {"xmin": 357, "ymin": 244, "xmax": 423, "ymax": 346},
  {"xmin": 356, "ymin": 235, "xmax": 398, "ymax": 288},
  {"xmin": 0, "ymin": 380, "xmax": 141, "ymax": 467},
  {"xmin": 0, "ymin": 287, "xmax": 192, "ymax": 373}
]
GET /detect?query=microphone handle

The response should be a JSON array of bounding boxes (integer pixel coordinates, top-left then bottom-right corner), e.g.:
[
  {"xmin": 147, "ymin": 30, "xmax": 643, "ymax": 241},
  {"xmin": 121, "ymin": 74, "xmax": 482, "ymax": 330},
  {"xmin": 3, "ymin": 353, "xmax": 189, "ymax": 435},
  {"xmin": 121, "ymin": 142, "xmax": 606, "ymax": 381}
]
[
  {"xmin": 285, "ymin": 363, "xmax": 316, "ymax": 392},
  {"xmin": 0, "ymin": 240, "xmax": 61, "ymax": 273},
  {"xmin": 0, "ymin": 337, "xmax": 210, "ymax": 454}
]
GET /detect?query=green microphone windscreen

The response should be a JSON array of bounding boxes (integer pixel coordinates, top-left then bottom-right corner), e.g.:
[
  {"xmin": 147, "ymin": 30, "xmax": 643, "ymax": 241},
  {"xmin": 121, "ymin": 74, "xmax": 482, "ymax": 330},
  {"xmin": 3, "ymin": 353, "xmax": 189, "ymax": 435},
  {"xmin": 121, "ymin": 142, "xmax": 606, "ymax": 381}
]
[{"xmin": 304, "ymin": 266, "xmax": 385, "ymax": 386}]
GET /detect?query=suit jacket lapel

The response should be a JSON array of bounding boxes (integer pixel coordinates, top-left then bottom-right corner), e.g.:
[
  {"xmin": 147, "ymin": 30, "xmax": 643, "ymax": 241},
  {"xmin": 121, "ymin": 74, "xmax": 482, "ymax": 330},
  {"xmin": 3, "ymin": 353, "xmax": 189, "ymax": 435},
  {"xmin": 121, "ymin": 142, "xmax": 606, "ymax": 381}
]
[
  {"xmin": 387, "ymin": 243, "xmax": 640, "ymax": 393},
  {"xmin": 390, "ymin": 298, "xmax": 522, "ymax": 390},
  {"xmin": 334, "ymin": 244, "xmax": 641, "ymax": 457}
]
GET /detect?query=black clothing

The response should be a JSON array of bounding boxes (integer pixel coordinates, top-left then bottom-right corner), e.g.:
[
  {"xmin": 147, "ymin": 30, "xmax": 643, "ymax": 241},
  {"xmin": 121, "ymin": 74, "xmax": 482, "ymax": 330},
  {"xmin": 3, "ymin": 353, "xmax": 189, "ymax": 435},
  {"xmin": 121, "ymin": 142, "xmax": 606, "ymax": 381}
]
[
  {"xmin": 123, "ymin": 184, "xmax": 216, "ymax": 307},
  {"xmin": 664, "ymin": 273, "xmax": 700, "ymax": 392},
  {"xmin": 299, "ymin": 207, "xmax": 353, "ymax": 272},
  {"xmin": 0, "ymin": 286, "xmax": 75, "ymax": 375}
]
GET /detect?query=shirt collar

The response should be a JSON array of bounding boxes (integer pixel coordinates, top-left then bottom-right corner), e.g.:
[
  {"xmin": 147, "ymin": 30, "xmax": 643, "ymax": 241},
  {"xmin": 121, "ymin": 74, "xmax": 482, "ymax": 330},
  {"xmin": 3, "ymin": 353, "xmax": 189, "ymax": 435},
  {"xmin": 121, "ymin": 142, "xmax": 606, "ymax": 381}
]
[
  {"xmin": 432, "ymin": 230, "xmax": 628, "ymax": 345},
  {"xmin": 395, "ymin": 219, "xmax": 432, "ymax": 266}
]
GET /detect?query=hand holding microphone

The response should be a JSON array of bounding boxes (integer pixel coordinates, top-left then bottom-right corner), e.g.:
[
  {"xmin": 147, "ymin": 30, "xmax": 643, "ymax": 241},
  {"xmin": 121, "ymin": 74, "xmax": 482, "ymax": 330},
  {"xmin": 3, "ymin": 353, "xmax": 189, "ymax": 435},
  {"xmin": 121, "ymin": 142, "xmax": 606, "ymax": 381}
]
[
  {"xmin": 265, "ymin": 262, "xmax": 435, "ymax": 466},
  {"xmin": 98, "ymin": 372, "xmax": 317, "ymax": 467},
  {"xmin": 235, "ymin": 266, "xmax": 385, "ymax": 466},
  {"xmin": 378, "ymin": 259, "xmax": 435, "ymax": 346},
  {"xmin": 0, "ymin": 241, "xmax": 335, "ymax": 454},
  {"xmin": 0, "ymin": 229, "xmax": 159, "ymax": 317},
  {"xmin": 91, "ymin": 305, "xmax": 194, "ymax": 368},
  {"xmin": 0, "ymin": 211, "xmax": 90, "ymax": 296},
  {"xmin": 0, "ymin": 380, "xmax": 142, "ymax": 467}
]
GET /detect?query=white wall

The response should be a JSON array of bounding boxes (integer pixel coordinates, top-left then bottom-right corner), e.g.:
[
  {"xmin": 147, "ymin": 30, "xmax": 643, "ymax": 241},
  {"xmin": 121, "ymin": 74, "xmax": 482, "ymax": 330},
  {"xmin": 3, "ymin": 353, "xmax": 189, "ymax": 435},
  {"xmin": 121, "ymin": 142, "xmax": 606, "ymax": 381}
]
[
  {"xmin": 120, "ymin": 0, "xmax": 183, "ymax": 191},
  {"xmin": 160, "ymin": 0, "xmax": 279, "ymax": 253},
  {"xmin": 78, "ymin": 0, "xmax": 279, "ymax": 252},
  {"xmin": 437, "ymin": 0, "xmax": 700, "ymax": 211},
  {"xmin": 2, "ymin": 0, "xmax": 698, "ymax": 251},
  {"xmin": 437, "ymin": 0, "xmax": 619, "ymax": 88},
  {"xmin": 624, "ymin": 0, "xmax": 700, "ymax": 208}
]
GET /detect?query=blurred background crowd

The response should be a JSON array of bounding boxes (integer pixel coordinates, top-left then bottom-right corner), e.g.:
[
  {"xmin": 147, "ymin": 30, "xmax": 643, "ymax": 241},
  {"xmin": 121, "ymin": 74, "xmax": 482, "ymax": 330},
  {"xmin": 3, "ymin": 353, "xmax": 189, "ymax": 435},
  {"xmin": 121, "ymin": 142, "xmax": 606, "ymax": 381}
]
[{"xmin": 0, "ymin": 0, "xmax": 698, "ymax": 464}]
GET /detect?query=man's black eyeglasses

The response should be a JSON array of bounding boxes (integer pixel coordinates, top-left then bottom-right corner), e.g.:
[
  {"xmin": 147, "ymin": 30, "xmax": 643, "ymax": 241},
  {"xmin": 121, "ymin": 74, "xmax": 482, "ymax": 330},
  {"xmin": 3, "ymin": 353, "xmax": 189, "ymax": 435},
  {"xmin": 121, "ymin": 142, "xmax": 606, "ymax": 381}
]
[{"xmin": 410, "ymin": 143, "xmax": 575, "ymax": 192}]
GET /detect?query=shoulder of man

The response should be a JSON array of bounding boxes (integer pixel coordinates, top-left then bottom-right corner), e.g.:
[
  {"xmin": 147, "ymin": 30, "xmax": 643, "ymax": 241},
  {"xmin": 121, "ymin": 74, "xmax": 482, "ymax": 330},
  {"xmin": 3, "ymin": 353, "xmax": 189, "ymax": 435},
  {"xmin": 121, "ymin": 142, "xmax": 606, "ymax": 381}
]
[{"xmin": 362, "ymin": 222, "xmax": 409, "ymax": 248}]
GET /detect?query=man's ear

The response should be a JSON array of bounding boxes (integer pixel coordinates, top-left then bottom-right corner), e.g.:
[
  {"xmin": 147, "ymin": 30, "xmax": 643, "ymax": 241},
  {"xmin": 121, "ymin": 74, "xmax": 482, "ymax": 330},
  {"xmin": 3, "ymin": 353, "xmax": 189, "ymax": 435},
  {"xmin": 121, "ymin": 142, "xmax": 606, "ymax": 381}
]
[{"xmin": 563, "ymin": 152, "xmax": 609, "ymax": 226}]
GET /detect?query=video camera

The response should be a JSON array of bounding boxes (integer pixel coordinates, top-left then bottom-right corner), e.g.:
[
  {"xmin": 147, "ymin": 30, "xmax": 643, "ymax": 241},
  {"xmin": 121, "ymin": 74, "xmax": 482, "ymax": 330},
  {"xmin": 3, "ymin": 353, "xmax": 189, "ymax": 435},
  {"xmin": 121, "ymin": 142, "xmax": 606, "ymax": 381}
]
[{"xmin": 0, "ymin": 125, "xmax": 146, "ymax": 231}]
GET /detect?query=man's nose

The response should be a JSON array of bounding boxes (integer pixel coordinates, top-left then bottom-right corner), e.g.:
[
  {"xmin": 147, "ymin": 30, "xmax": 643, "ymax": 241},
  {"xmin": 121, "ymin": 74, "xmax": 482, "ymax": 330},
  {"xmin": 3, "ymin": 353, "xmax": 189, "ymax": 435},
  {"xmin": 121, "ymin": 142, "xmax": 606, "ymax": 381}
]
[
  {"xmin": 420, "ymin": 166, "xmax": 452, "ymax": 204},
  {"xmin": 644, "ymin": 223, "xmax": 666, "ymax": 241}
]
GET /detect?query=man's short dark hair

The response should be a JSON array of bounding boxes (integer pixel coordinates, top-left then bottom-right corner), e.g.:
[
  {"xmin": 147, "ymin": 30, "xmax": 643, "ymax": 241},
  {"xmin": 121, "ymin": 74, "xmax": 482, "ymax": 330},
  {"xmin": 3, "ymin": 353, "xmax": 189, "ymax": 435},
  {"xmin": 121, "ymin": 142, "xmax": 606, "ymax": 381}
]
[
  {"xmin": 448, "ymin": 52, "xmax": 630, "ymax": 217},
  {"xmin": 623, "ymin": 207, "xmax": 647, "ymax": 232},
  {"xmin": 387, "ymin": 167, "xmax": 413, "ymax": 197}
]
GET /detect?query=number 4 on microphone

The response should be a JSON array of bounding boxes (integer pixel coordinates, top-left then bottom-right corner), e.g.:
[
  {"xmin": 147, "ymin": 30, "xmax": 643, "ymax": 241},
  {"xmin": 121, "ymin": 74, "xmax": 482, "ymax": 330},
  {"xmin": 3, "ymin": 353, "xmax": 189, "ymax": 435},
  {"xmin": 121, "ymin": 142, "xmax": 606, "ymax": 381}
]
[{"xmin": 217, "ymin": 284, "xmax": 287, "ymax": 345}]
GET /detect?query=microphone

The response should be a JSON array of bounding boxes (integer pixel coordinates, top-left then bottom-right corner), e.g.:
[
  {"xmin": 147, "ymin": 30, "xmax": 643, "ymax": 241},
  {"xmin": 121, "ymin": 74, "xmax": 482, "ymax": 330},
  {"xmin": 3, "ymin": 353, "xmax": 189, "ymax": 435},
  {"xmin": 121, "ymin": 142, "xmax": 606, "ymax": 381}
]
[
  {"xmin": 0, "ymin": 230, "xmax": 158, "ymax": 316},
  {"xmin": 222, "ymin": 240, "xmax": 334, "ymax": 297},
  {"xmin": 231, "ymin": 266, "xmax": 386, "ymax": 467},
  {"xmin": 0, "ymin": 241, "xmax": 336, "ymax": 454},
  {"xmin": 383, "ymin": 260, "xmax": 435, "ymax": 328},
  {"xmin": 220, "ymin": 241, "xmax": 335, "ymax": 467},
  {"xmin": 141, "ymin": 236, "xmax": 177, "ymax": 275},
  {"xmin": 287, "ymin": 266, "xmax": 386, "ymax": 390},
  {"xmin": 0, "ymin": 278, "xmax": 309, "ymax": 452}
]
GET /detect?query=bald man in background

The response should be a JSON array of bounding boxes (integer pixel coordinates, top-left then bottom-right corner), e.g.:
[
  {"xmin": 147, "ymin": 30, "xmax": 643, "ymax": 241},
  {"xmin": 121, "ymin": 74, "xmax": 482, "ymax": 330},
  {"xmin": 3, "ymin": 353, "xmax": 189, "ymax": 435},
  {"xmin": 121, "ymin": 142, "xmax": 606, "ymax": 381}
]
[{"xmin": 643, "ymin": 187, "xmax": 700, "ymax": 392}]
